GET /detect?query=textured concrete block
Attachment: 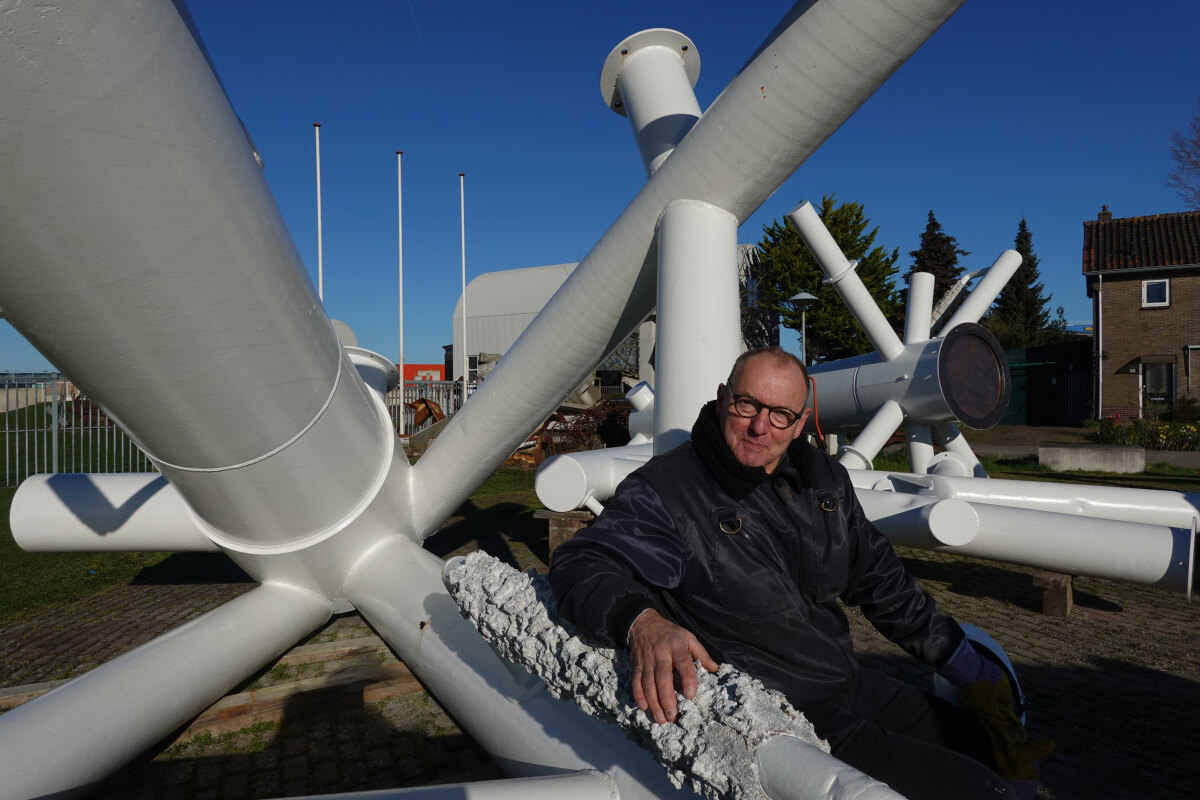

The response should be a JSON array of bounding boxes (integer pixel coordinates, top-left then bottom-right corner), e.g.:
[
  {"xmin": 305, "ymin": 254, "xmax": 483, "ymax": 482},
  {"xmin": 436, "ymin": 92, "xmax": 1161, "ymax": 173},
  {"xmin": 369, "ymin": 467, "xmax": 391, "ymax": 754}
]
[{"xmin": 1038, "ymin": 445, "xmax": 1144, "ymax": 474}]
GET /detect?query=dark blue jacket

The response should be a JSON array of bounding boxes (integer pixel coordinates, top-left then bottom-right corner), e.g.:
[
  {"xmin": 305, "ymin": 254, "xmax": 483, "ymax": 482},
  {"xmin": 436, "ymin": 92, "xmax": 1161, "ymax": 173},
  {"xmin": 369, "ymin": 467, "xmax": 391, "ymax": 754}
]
[{"xmin": 550, "ymin": 401, "xmax": 963, "ymax": 712}]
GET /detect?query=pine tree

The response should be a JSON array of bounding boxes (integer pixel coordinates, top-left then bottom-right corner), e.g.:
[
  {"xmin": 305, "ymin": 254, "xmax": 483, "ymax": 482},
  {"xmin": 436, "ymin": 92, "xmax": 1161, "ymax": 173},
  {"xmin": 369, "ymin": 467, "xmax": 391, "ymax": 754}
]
[
  {"xmin": 753, "ymin": 195, "xmax": 901, "ymax": 363},
  {"xmin": 985, "ymin": 218, "xmax": 1051, "ymax": 348},
  {"xmin": 903, "ymin": 210, "xmax": 969, "ymax": 317}
]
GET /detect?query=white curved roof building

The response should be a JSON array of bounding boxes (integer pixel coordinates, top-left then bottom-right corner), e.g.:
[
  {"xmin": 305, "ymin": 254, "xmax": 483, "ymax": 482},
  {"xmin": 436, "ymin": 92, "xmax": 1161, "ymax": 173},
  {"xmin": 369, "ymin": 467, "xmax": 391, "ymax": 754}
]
[{"xmin": 450, "ymin": 263, "xmax": 577, "ymax": 382}]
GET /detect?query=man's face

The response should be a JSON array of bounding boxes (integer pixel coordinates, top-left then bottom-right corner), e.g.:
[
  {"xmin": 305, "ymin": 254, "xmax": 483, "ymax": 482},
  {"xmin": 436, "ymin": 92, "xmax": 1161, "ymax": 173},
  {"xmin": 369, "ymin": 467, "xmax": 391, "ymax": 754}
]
[{"xmin": 717, "ymin": 354, "xmax": 809, "ymax": 473}]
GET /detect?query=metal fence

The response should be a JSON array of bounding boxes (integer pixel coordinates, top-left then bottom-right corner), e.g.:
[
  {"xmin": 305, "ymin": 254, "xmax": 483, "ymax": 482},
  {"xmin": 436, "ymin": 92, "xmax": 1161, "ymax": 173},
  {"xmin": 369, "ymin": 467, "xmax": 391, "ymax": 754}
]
[
  {"xmin": 1, "ymin": 374, "xmax": 154, "ymax": 487},
  {"xmin": 0, "ymin": 375, "xmax": 480, "ymax": 487},
  {"xmin": 386, "ymin": 380, "xmax": 474, "ymax": 435}
]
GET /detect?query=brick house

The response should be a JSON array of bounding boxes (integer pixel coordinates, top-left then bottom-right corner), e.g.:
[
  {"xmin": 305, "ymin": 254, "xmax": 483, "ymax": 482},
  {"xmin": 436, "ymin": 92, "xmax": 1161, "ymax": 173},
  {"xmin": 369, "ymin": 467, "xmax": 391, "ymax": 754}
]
[{"xmin": 1083, "ymin": 206, "xmax": 1200, "ymax": 419}]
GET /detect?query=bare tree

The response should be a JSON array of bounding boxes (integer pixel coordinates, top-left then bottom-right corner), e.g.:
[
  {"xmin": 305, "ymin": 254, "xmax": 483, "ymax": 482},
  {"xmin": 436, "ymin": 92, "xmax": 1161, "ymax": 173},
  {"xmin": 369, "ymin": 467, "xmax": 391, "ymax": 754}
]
[{"xmin": 1167, "ymin": 99, "xmax": 1200, "ymax": 210}]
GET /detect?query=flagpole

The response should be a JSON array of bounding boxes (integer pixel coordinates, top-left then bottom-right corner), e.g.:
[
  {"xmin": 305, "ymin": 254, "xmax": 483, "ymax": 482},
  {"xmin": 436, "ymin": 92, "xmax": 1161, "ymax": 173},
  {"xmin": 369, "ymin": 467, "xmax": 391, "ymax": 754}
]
[
  {"xmin": 396, "ymin": 150, "xmax": 405, "ymax": 436},
  {"xmin": 459, "ymin": 172, "xmax": 468, "ymax": 409},
  {"xmin": 313, "ymin": 123, "xmax": 324, "ymax": 302}
]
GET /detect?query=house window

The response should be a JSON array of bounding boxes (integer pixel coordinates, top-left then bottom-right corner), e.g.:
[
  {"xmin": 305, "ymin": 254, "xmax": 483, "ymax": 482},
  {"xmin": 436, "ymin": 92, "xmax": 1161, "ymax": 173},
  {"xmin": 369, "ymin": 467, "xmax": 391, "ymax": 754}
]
[{"xmin": 1142, "ymin": 279, "xmax": 1169, "ymax": 307}]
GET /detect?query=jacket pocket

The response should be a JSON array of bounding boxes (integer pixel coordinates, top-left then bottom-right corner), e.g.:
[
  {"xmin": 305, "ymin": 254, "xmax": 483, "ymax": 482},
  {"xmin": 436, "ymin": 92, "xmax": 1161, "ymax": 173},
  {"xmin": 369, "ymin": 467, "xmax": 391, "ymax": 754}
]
[{"xmin": 707, "ymin": 506, "xmax": 803, "ymax": 623}]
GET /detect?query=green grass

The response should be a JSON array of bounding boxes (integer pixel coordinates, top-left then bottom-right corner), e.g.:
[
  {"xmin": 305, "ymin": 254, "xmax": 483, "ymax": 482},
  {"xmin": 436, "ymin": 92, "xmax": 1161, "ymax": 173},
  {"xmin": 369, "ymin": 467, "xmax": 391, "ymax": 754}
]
[
  {"xmin": 1, "ymin": 402, "xmax": 152, "ymax": 485},
  {"xmin": 0, "ymin": 487, "xmax": 170, "ymax": 624},
  {"xmin": 470, "ymin": 464, "xmax": 538, "ymax": 500}
]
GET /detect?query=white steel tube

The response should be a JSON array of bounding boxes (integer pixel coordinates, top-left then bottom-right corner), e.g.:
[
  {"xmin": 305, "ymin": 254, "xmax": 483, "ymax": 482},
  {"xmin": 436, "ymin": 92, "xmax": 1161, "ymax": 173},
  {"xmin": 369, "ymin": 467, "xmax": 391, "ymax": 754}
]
[
  {"xmin": 755, "ymin": 734, "xmax": 907, "ymax": 800},
  {"xmin": 601, "ymin": 29, "xmax": 702, "ymax": 176},
  {"xmin": 460, "ymin": 172, "xmax": 469, "ymax": 406},
  {"xmin": 655, "ymin": 200, "xmax": 742, "ymax": 453},
  {"xmin": 941, "ymin": 250, "xmax": 1022, "ymax": 330},
  {"xmin": 954, "ymin": 504, "xmax": 1193, "ymax": 594},
  {"xmin": 788, "ymin": 201, "xmax": 905, "ymax": 361},
  {"xmin": 397, "ymin": 150, "xmax": 405, "ymax": 436},
  {"xmin": 854, "ymin": 493, "xmax": 980, "ymax": 547},
  {"xmin": 838, "ymin": 399, "xmax": 904, "ymax": 470},
  {"xmin": 0, "ymin": 583, "xmax": 331, "ymax": 798},
  {"xmin": 297, "ymin": 771, "xmax": 621, "ymax": 800},
  {"xmin": 315, "ymin": 122, "xmax": 324, "ymax": 302},
  {"xmin": 852, "ymin": 470, "xmax": 1200, "ymax": 532},
  {"xmin": 906, "ymin": 423, "xmax": 935, "ymax": 475},
  {"xmin": 904, "ymin": 272, "xmax": 935, "ymax": 344},
  {"xmin": 850, "ymin": 483, "xmax": 1195, "ymax": 594},
  {"xmin": 347, "ymin": 536, "xmax": 697, "ymax": 800},
  {"xmin": 535, "ymin": 444, "xmax": 654, "ymax": 512},
  {"xmin": 412, "ymin": 0, "xmax": 969, "ymax": 536},
  {"xmin": 0, "ymin": 1, "xmax": 397, "ymax": 553},
  {"xmin": 10, "ymin": 473, "xmax": 218, "ymax": 552}
]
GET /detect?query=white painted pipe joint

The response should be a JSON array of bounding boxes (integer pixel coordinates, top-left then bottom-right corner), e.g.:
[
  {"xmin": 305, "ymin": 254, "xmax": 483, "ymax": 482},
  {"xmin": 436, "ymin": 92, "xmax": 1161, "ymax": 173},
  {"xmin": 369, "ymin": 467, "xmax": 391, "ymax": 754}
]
[
  {"xmin": 810, "ymin": 322, "xmax": 1010, "ymax": 432},
  {"xmin": 600, "ymin": 29, "xmax": 702, "ymax": 175},
  {"xmin": 625, "ymin": 381, "xmax": 655, "ymax": 444},
  {"xmin": 345, "ymin": 346, "xmax": 401, "ymax": 398},
  {"xmin": 855, "ymin": 491, "xmax": 979, "ymax": 548},
  {"xmin": 535, "ymin": 444, "xmax": 654, "ymax": 512}
]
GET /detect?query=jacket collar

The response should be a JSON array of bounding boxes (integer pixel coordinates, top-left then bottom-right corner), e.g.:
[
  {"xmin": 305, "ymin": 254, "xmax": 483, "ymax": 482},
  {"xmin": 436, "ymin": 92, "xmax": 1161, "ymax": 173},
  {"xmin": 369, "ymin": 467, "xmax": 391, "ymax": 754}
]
[{"xmin": 690, "ymin": 400, "xmax": 815, "ymax": 500}]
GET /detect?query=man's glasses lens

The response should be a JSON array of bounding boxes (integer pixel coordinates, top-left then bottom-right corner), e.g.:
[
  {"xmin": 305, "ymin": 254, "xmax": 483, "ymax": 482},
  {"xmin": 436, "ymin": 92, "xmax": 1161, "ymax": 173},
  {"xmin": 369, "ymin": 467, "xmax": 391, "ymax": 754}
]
[{"xmin": 730, "ymin": 394, "xmax": 799, "ymax": 429}]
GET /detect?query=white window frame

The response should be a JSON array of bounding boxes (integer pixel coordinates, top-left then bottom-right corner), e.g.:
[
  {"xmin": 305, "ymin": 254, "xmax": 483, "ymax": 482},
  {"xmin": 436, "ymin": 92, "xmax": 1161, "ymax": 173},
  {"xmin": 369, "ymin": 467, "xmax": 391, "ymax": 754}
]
[{"xmin": 1141, "ymin": 278, "xmax": 1170, "ymax": 308}]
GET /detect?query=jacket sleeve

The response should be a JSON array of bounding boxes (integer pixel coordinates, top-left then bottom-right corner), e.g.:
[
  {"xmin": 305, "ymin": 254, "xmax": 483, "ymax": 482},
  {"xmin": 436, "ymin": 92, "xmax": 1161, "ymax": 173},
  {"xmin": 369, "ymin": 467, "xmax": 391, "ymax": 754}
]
[
  {"xmin": 548, "ymin": 474, "xmax": 687, "ymax": 648},
  {"xmin": 835, "ymin": 465, "xmax": 964, "ymax": 668}
]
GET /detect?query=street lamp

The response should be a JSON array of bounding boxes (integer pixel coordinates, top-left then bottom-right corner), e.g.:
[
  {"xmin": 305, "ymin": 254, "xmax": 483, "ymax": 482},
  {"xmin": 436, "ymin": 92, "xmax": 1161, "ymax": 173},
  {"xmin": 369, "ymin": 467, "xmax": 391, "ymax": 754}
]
[{"xmin": 788, "ymin": 291, "xmax": 818, "ymax": 365}]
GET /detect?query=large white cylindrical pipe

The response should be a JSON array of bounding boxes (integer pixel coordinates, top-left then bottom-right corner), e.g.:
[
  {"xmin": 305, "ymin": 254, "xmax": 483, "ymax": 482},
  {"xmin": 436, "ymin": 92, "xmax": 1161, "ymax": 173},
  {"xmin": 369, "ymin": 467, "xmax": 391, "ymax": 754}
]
[
  {"xmin": 304, "ymin": 772, "xmax": 621, "ymax": 800},
  {"xmin": 413, "ymin": 0, "xmax": 969, "ymax": 536},
  {"xmin": 755, "ymin": 734, "xmax": 907, "ymax": 800},
  {"xmin": 0, "ymin": 1, "xmax": 398, "ymax": 553},
  {"xmin": 788, "ymin": 201, "xmax": 905, "ymax": 361},
  {"xmin": 904, "ymin": 272, "xmax": 935, "ymax": 344},
  {"xmin": 347, "ymin": 536, "xmax": 697, "ymax": 800},
  {"xmin": 957, "ymin": 504, "xmax": 1193, "ymax": 595},
  {"xmin": 655, "ymin": 200, "xmax": 742, "ymax": 454},
  {"xmin": 853, "ymin": 470, "xmax": 1200, "ymax": 533},
  {"xmin": 600, "ymin": 29, "xmax": 702, "ymax": 176},
  {"xmin": 10, "ymin": 473, "xmax": 217, "ymax": 552},
  {"xmin": 852, "ymin": 485, "xmax": 1194, "ymax": 594},
  {"xmin": 0, "ymin": 583, "xmax": 331, "ymax": 798},
  {"xmin": 808, "ymin": 323, "xmax": 1009, "ymax": 433},
  {"xmin": 941, "ymin": 250, "xmax": 1022, "ymax": 330},
  {"xmin": 855, "ymin": 493, "xmax": 980, "ymax": 548},
  {"xmin": 535, "ymin": 444, "xmax": 654, "ymax": 512},
  {"xmin": 838, "ymin": 399, "xmax": 905, "ymax": 470}
]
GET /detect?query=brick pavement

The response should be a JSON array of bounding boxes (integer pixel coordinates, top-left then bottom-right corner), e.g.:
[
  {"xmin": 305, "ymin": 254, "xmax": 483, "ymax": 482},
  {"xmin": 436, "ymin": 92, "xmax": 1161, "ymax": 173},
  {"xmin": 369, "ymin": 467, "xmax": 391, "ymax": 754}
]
[{"xmin": 1, "ymin": 546, "xmax": 1197, "ymax": 798}]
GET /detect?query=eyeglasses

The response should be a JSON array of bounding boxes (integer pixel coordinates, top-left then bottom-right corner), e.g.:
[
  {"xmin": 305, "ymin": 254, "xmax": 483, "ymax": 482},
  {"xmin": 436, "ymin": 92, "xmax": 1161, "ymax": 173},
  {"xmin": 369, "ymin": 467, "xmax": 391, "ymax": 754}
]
[{"xmin": 727, "ymin": 392, "xmax": 806, "ymax": 429}]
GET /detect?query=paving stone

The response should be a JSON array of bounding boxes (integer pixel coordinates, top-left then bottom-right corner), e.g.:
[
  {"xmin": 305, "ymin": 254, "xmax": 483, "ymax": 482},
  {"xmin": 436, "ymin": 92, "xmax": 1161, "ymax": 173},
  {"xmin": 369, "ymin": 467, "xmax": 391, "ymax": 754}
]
[{"xmin": 6, "ymin": 540, "xmax": 1196, "ymax": 799}]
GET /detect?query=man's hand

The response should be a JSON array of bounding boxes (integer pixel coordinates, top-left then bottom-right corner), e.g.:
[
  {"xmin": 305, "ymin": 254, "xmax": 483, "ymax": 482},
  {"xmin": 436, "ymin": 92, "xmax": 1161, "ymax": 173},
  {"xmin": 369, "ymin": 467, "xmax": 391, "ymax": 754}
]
[{"xmin": 627, "ymin": 608, "xmax": 719, "ymax": 724}]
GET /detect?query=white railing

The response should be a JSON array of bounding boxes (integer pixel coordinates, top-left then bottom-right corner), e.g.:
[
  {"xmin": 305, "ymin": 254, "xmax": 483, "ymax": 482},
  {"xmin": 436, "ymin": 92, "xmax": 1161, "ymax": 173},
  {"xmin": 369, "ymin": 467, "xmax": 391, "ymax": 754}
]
[
  {"xmin": 1, "ymin": 375, "xmax": 478, "ymax": 486},
  {"xmin": 1, "ymin": 373, "xmax": 154, "ymax": 487}
]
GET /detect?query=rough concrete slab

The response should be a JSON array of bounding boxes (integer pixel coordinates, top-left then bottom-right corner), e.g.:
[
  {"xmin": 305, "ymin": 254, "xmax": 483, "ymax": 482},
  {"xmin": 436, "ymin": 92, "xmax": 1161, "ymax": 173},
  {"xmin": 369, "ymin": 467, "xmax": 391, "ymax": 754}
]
[{"xmin": 1038, "ymin": 445, "xmax": 1145, "ymax": 473}]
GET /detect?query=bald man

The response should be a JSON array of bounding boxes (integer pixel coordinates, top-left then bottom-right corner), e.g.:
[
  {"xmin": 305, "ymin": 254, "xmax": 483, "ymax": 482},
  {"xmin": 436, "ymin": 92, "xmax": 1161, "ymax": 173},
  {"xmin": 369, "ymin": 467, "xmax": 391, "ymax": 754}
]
[{"xmin": 552, "ymin": 347, "xmax": 1040, "ymax": 799}]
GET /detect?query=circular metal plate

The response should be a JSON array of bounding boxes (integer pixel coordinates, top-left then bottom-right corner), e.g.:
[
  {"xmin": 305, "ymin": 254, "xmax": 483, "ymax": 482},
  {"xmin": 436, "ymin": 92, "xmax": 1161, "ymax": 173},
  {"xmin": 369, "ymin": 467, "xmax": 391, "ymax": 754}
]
[{"xmin": 936, "ymin": 323, "xmax": 1010, "ymax": 429}]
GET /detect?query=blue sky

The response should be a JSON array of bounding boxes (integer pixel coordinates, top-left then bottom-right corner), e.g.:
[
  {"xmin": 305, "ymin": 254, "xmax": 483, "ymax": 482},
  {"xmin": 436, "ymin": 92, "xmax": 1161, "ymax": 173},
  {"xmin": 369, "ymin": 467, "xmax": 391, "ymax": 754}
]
[{"xmin": 3, "ymin": 0, "xmax": 1197, "ymax": 371}]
